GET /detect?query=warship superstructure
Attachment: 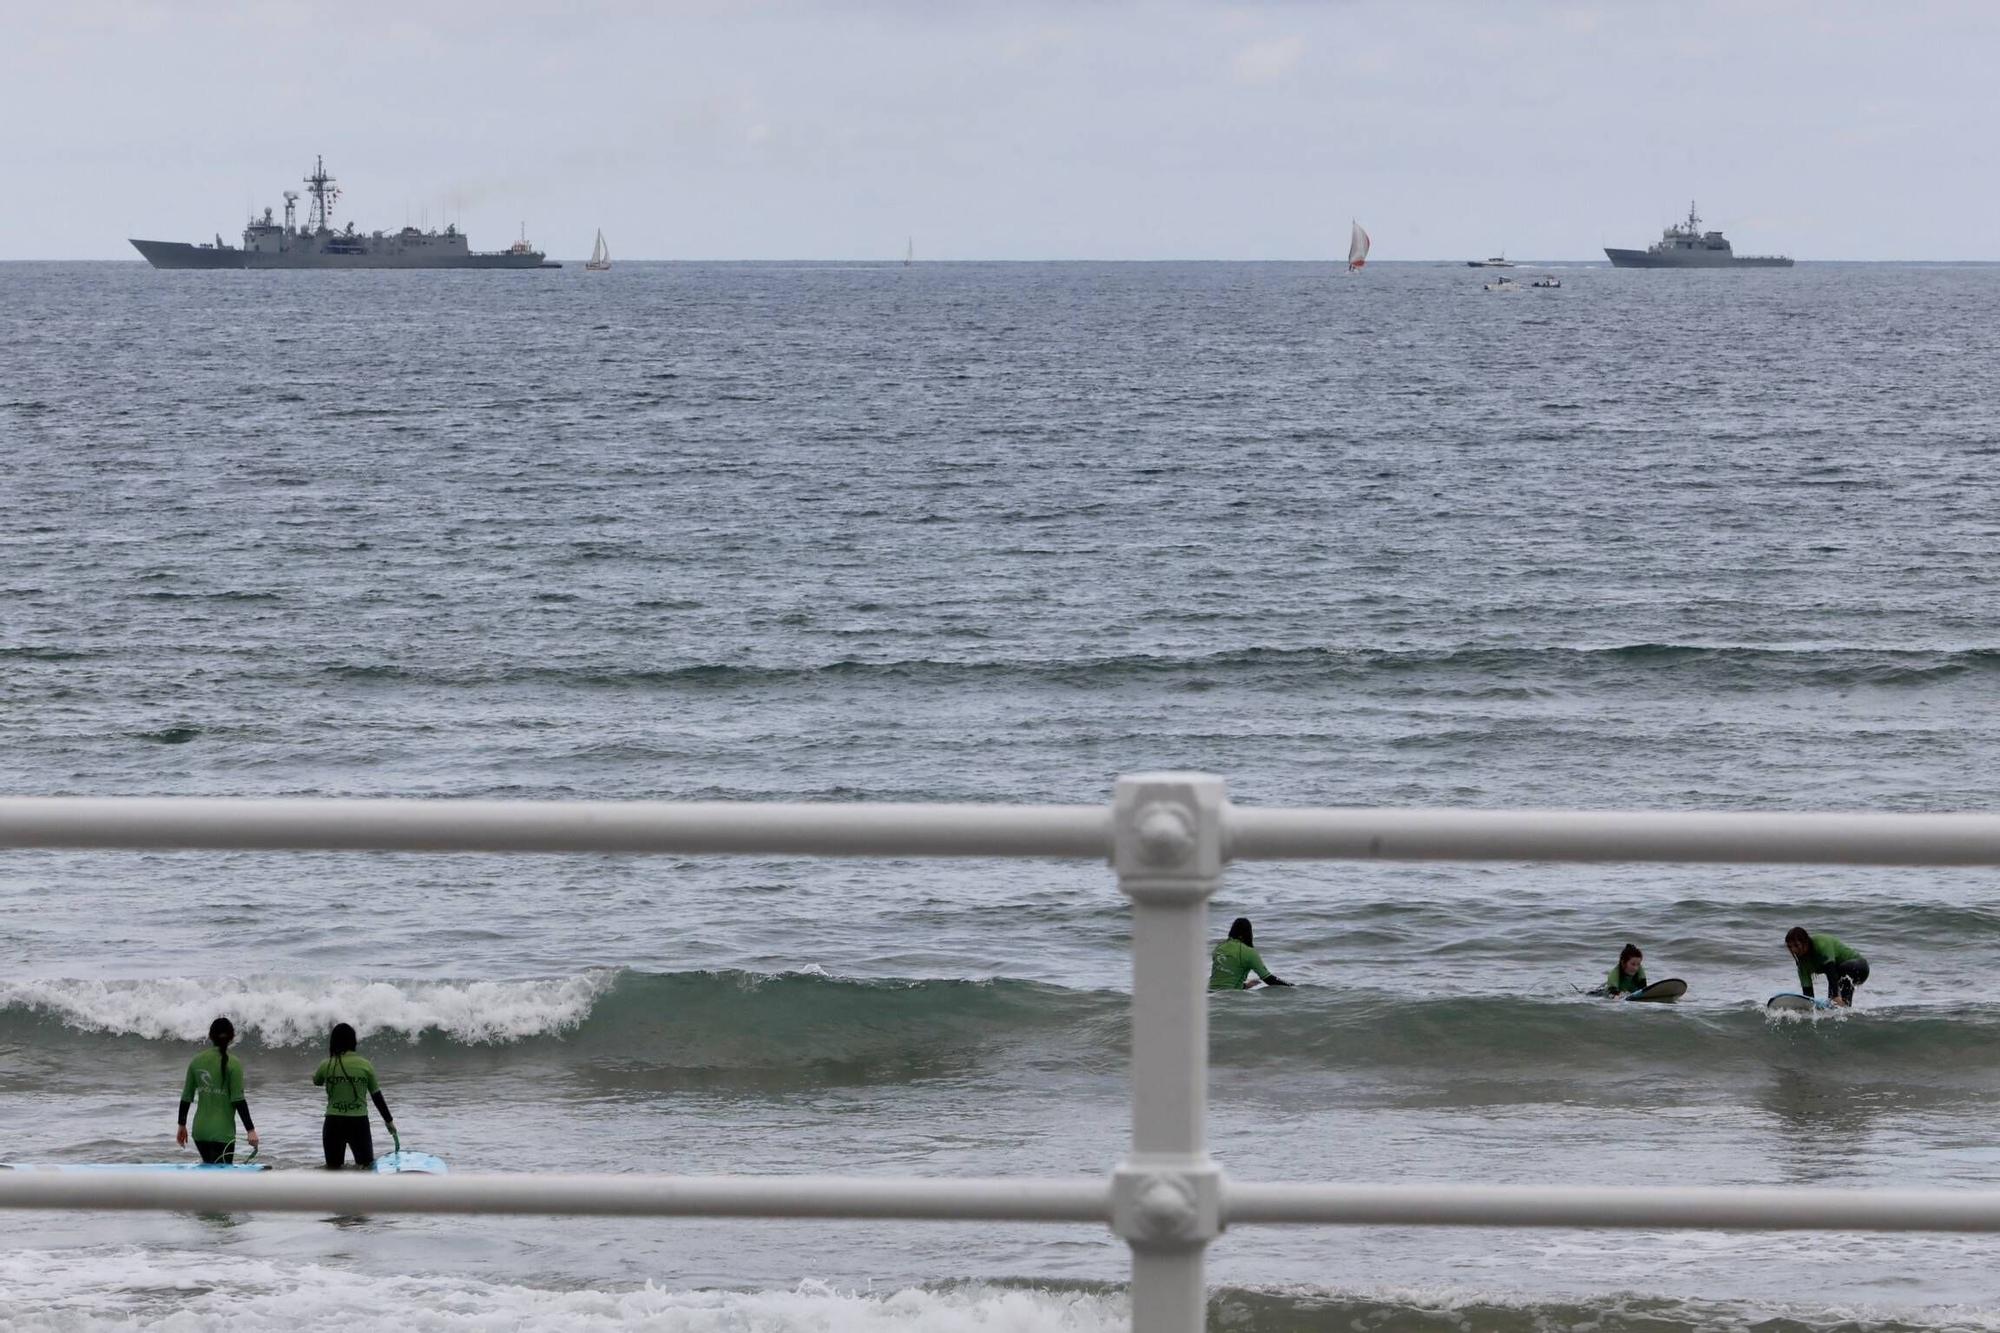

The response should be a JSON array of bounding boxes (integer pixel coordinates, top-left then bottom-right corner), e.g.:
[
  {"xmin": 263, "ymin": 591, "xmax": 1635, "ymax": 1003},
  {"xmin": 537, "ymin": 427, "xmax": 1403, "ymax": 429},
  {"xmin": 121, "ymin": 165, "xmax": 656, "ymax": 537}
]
[
  {"xmin": 1605, "ymin": 202, "xmax": 1792, "ymax": 268},
  {"xmin": 130, "ymin": 157, "xmax": 557, "ymax": 269}
]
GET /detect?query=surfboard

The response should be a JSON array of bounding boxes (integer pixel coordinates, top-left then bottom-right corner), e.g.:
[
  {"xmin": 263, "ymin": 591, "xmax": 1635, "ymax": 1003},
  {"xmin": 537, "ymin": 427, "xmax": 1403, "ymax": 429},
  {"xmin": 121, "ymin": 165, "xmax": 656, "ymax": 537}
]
[
  {"xmin": 1767, "ymin": 992, "xmax": 1833, "ymax": 1012},
  {"xmin": 0, "ymin": 1161, "xmax": 271, "ymax": 1172},
  {"xmin": 372, "ymin": 1150, "xmax": 447, "ymax": 1175},
  {"xmin": 1627, "ymin": 978, "xmax": 1687, "ymax": 1002}
]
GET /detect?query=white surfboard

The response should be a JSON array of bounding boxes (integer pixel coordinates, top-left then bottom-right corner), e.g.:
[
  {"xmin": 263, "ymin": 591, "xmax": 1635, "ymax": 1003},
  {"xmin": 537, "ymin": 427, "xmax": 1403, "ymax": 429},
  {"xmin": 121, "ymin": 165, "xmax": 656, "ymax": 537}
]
[{"xmin": 1767, "ymin": 992, "xmax": 1833, "ymax": 1012}]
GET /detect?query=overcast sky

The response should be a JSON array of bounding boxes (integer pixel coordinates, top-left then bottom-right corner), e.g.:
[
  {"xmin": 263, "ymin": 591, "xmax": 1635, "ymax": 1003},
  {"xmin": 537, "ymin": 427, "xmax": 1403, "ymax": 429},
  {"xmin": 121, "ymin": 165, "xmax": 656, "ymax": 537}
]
[{"xmin": 5, "ymin": 0, "xmax": 1996, "ymax": 261}]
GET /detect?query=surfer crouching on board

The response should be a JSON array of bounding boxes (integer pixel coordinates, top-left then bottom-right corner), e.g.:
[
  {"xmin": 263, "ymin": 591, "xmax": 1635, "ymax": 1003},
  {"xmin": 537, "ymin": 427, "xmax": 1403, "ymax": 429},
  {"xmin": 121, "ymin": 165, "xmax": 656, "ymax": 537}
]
[
  {"xmin": 1604, "ymin": 943, "xmax": 1647, "ymax": 997},
  {"xmin": 1786, "ymin": 927, "xmax": 1869, "ymax": 1007},
  {"xmin": 1209, "ymin": 917, "xmax": 1291, "ymax": 990}
]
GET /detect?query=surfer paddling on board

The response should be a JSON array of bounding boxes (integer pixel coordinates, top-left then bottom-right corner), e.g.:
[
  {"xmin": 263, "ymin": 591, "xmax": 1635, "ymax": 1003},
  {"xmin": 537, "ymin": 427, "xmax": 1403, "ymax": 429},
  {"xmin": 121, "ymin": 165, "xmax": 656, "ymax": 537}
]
[
  {"xmin": 1602, "ymin": 943, "xmax": 1648, "ymax": 997},
  {"xmin": 313, "ymin": 1022, "xmax": 398, "ymax": 1169},
  {"xmin": 1208, "ymin": 917, "xmax": 1291, "ymax": 990},
  {"xmin": 1787, "ymin": 927, "xmax": 1869, "ymax": 1007},
  {"xmin": 176, "ymin": 1016, "xmax": 258, "ymax": 1163}
]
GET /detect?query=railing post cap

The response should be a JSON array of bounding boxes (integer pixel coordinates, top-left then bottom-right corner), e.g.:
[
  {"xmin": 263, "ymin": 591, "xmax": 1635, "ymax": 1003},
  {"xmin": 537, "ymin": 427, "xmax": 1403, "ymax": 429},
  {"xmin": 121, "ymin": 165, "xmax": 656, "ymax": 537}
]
[
  {"xmin": 1110, "ymin": 1161, "xmax": 1223, "ymax": 1248},
  {"xmin": 1111, "ymin": 774, "xmax": 1227, "ymax": 883}
]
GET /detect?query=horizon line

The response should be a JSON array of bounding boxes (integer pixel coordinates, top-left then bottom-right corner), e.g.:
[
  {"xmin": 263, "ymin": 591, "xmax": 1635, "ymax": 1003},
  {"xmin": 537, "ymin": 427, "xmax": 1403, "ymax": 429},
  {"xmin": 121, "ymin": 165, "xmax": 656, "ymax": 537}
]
[{"xmin": 16, "ymin": 256, "xmax": 2000, "ymax": 266}]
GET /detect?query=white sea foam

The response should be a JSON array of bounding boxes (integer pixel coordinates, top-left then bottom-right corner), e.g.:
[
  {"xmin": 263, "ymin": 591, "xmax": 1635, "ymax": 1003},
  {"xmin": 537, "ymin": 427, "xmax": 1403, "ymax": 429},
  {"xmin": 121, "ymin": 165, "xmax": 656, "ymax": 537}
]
[
  {"xmin": 0, "ymin": 971, "xmax": 618, "ymax": 1046},
  {"xmin": 0, "ymin": 1252, "xmax": 1128, "ymax": 1331}
]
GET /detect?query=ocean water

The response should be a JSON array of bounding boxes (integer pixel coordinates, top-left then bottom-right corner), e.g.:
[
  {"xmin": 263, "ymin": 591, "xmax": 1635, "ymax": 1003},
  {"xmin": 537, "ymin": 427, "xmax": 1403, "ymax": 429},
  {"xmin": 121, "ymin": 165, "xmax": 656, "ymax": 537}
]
[{"xmin": 4, "ymin": 259, "xmax": 2000, "ymax": 1330}]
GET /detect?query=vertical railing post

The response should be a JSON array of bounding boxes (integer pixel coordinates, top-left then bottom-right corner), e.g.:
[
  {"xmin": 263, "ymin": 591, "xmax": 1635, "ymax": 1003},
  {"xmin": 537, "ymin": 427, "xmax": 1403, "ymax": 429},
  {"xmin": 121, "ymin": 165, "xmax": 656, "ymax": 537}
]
[{"xmin": 1110, "ymin": 773, "xmax": 1227, "ymax": 1333}]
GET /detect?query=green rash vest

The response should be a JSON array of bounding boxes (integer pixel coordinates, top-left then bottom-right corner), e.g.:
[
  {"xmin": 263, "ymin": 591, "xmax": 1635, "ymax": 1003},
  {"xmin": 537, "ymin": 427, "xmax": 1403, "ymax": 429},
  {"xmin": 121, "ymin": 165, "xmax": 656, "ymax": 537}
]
[
  {"xmin": 1796, "ymin": 933, "xmax": 1862, "ymax": 996},
  {"xmin": 179, "ymin": 1048, "xmax": 246, "ymax": 1142},
  {"xmin": 313, "ymin": 1054, "xmax": 381, "ymax": 1118},
  {"xmin": 1209, "ymin": 937, "xmax": 1274, "ymax": 991},
  {"xmin": 1606, "ymin": 965, "xmax": 1649, "ymax": 995}
]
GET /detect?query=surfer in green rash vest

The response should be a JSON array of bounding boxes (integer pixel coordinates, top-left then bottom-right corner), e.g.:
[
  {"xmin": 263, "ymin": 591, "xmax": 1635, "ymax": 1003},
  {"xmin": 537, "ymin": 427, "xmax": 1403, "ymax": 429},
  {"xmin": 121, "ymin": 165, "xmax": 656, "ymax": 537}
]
[
  {"xmin": 1208, "ymin": 917, "xmax": 1291, "ymax": 991},
  {"xmin": 1786, "ymin": 926, "xmax": 1869, "ymax": 1007},
  {"xmin": 313, "ymin": 1022, "xmax": 397, "ymax": 1169},
  {"xmin": 1603, "ymin": 943, "xmax": 1648, "ymax": 997},
  {"xmin": 175, "ymin": 1016, "xmax": 258, "ymax": 1163}
]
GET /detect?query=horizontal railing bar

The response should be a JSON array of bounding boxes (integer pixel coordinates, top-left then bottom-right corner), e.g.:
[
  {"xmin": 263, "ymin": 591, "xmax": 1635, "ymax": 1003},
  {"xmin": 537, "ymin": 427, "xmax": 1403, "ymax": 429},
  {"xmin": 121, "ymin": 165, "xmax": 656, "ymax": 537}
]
[
  {"xmin": 1228, "ymin": 807, "xmax": 2000, "ymax": 866},
  {"xmin": 1226, "ymin": 1182, "xmax": 2000, "ymax": 1231},
  {"xmin": 0, "ymin": 798, "xmax": 1110, "ymax": 859},
  {"xmin": 0, "ymin": 1172, "xmax": 1113, "ymax": 1221},
  {"xmin": 7, "ymin": 798, "xmax": 2000, "ymax": 868},
  {"xmin": 11, "ymin": 1172, "xmax": 2000, "ymax": 1234}
]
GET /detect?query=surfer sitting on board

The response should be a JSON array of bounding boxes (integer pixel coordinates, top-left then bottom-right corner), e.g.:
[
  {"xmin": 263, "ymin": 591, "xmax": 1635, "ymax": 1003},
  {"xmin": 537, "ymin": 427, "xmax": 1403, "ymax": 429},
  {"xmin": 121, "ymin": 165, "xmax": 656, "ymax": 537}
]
[
  {"xmin": 313, "ymin": 1022, "xmax": 397, "ymax": 1169},
  {"xmin": 1786, "ymin": 926, "xmax": 1869, "ymax": 1007},
  {"xmin": 1602, "ymin": 943, "xmax": 1648, "ymax": 997},
  {"xmin": 176, "ymin": 1016, "xmax": 258, "ymax": 1163},
  {"xmin": 1208, "ymin": 917, "xmax": 1291, "ymax": 990}
]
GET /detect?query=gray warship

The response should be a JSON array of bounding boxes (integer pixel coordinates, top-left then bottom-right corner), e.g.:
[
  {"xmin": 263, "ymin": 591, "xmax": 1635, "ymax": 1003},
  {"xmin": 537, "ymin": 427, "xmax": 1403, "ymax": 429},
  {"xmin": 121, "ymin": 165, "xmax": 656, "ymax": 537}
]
[
  {"xmin": 1604, "ymin": 202, "xmax": 1792, "ymax": 268},
  {"xmin": 130, "ymin": 157, "xmax": 557, "ymax": 270}
]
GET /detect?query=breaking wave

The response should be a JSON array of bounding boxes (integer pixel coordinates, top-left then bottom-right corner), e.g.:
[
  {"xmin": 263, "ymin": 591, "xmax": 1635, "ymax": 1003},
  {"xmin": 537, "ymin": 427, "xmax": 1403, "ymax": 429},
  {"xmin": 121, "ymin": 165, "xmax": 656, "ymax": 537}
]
[{"xmin": 6, "ymin": 971, "xmax": 2000, "ymax": 1092}]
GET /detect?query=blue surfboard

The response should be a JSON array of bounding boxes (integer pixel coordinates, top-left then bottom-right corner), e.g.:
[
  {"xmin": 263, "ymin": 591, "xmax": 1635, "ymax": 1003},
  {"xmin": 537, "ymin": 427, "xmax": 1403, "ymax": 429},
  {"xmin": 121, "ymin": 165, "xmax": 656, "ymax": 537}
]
[
  {"xmin": 1767, "ymin": 992, "xmax": 1834, "ymax": 1012},
  {"xmin": 0, "ymin": 1161, "xmax": 271, "ymax": 1172},
  {"xmin": 372, "ymin": 1150, "xmax": 447, "ymax": 1175}
]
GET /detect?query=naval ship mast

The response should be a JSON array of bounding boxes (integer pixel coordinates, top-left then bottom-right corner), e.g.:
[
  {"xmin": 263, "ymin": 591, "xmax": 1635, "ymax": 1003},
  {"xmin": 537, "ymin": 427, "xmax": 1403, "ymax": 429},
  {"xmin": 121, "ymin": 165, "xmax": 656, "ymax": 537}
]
[{"xmin": 304, "ymin": 156, "xmax": 340, "ymax": 234}]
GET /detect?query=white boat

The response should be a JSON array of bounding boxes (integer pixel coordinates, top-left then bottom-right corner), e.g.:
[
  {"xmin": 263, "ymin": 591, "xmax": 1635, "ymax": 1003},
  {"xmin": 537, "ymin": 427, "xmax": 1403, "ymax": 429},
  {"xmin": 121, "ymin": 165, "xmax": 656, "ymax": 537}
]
[
  {"xmin": 584, "ymin": 229, "xmax": 610, "ymax": 272},
  {"xmin": 1483, "ymin": 276, "xmax": 1521, "ymax": 292},
  {"xmin": 1467, "ymin": 254, "xmax": 1514, "ymax": 268},
  {"xmin": 1346, "ymin": 221, "xmax": 1370, "ymax": 272},
  {"xmin": 904, "ymin": 236, "xmax": 913, "ymax": 267},
  {"xmin": 1531, "ymin": 275, "xmax": 1561, "ymax": 288}
]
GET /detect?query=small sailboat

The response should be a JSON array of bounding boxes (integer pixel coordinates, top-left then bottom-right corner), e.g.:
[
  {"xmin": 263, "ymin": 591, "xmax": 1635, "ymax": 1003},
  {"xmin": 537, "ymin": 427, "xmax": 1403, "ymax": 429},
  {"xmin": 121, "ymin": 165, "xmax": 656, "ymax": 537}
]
[
  {"xmin": 584, "ymin": 229, "xmax": 610, "ymax": 272},
  {"xmin": 1347, "ymin": 221, "xmax": 1370, "ymax": 272},
  {"xmin": 904, "ymin": 236, "xmax": 914, "ymax": 267}
]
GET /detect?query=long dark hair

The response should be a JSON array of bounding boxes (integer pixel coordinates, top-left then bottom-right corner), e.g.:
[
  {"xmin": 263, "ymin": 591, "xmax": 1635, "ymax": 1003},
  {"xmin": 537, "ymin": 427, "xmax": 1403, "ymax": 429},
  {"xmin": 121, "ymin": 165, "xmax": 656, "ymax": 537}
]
[
  {"xmin": 1618, "ymin": 943, "xmax": 1643, "ymax": 968},
  {"xmin": 1785, "ymin": 926, "xmax": 1811, "ymax": 951},
  {"xmin": 329, "ymin": 1021, "xmax": 358, "ymax": 1084},
  {"xmin": 1228, "ymin": 917, "xmax": 1254, "ymax": 946},
  {"xmin": 209, "ymin": 1016, "xmax": 235, "ymax": 1088}
]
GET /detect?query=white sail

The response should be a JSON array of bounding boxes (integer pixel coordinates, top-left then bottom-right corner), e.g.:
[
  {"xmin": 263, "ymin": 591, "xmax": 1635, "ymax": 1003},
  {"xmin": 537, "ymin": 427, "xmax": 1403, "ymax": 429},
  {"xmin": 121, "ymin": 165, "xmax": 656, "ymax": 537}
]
[
  {"xmin": 586, "ymin": 229, "xmax": 610, "ymax": 270},
  {"xmin": 1347, "ymin": 221, "xmax": 1370, "ymax": 271}
]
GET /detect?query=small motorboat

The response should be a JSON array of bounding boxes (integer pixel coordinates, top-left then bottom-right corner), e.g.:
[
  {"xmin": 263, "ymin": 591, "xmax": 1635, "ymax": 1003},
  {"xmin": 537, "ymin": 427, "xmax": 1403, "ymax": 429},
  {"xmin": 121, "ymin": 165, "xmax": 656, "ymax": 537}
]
[
  {"xmin": 1483, "ymin": 276, "xmax": 1521, "ymax": 292},
  {"xmin": 1530, "ymin": 275, "xmax": 1561, "ymax": 288},
  {"xmin": 1466, "ymin": 254, "xmax": 1514, "ymax": 268}
]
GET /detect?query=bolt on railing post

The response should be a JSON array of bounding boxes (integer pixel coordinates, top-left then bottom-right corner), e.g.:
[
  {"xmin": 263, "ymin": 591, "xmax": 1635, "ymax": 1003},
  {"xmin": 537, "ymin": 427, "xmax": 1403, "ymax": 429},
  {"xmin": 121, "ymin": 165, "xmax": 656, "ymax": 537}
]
[{"xmin": 1110, "ymin": 773, "xmax": 1227, "ymax": 1333}]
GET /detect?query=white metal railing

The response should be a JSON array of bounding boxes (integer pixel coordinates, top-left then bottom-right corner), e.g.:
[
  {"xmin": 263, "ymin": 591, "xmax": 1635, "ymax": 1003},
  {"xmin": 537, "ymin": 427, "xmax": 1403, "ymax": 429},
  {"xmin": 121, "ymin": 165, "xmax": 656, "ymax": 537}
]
[{"xmin": 6, "ymin": 775, "xmax": 2000, "ymax": 1333}]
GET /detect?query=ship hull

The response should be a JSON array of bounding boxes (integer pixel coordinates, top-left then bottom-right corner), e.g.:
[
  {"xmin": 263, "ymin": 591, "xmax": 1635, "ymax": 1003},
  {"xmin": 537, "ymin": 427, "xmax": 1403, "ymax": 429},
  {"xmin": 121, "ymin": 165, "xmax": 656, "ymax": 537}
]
[
  {"xmin": 129, "ymin": 239, "xmax": 554, "ymax": 270},
  {"xmin": 1604, "ymin": 247, "xmax": 1794, "ymax": 269}
]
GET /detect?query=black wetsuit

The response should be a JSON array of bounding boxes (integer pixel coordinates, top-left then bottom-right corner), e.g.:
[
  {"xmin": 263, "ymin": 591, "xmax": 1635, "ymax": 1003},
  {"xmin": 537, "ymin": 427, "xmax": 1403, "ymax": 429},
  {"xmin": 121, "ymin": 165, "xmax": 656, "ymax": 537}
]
[
  {"xmin": 323, "ymin": 1116, "xmax": 377, "ymax": 1169},
  {"xmin": 1823, "ymin": 957, "xmax": 1870, "ymax": 1004}
]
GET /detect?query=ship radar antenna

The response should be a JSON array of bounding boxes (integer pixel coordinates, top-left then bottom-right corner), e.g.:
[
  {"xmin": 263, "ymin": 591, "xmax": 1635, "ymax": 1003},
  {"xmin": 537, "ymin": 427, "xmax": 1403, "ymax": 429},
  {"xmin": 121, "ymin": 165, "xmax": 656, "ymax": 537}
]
[
  {"xmin": 282, "ymin": 190, "xmax": 300, "ymax": 234},
  {"xmin": 303, "ymin": 155, "xmax": 340, "ymax": 233}
]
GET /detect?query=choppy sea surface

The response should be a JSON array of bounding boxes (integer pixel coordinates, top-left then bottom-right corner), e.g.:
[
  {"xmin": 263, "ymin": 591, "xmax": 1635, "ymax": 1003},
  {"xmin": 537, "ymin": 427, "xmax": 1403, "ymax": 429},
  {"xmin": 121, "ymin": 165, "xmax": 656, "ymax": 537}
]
[{"xmin": 4, "ymin": 259, "xmax": 2000, "ymax": 1330}]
